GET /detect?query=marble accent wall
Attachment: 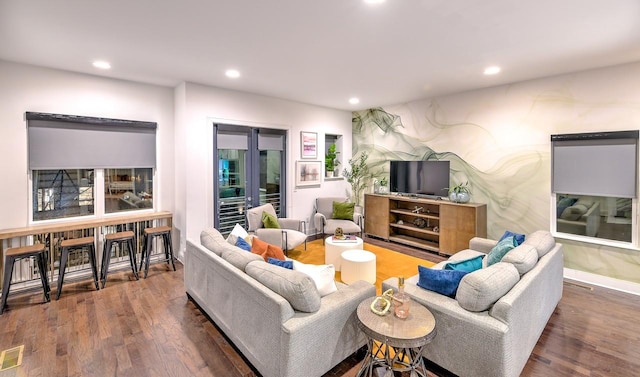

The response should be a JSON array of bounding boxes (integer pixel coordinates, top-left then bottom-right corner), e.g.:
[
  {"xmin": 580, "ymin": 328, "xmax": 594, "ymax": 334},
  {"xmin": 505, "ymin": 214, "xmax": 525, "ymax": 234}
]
[{"xmin": 353, "ymin": 62, "xmax": 640, "ymax": 285}]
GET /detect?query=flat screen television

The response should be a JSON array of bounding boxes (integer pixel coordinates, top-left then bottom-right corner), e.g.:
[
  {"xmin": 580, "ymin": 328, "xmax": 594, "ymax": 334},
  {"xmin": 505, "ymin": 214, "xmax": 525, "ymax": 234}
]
[{"xmin": 389, "ymin": 160, "xmax": 450, "ymax": 197}]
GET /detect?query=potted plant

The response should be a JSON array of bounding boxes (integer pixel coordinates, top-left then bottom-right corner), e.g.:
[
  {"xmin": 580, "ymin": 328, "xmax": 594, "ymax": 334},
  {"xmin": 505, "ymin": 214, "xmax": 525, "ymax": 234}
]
[
  {"xmin": 377, "ymin": 175, "xmax": 389, "ymax": 194},
  {"xmin": 342, "ymin": 151, "xmax": 370, "ymax": 206},
  {"xmin": 448, "ymin": 181, "xmax": 471, "ymax": 203},
  {"xmin": 325, "ymin": 143, "xmax": 340, "ymax": 177}
]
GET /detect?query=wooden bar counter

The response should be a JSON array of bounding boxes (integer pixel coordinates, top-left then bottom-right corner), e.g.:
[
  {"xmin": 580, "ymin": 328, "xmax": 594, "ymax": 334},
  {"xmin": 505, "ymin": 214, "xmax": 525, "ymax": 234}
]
[{"xmin": 0, "ymin": 211, "xmax": 172, "ymax": 294}]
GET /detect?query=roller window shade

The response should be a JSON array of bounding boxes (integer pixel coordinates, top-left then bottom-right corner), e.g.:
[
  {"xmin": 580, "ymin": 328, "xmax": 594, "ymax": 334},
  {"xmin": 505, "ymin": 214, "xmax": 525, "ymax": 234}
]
[
  {"xmin": 217, "ymin": 132, "xmax": 248, "ymax": 150},
  {"xmin": 27, "ymin": 113, "xmax": 156, "ymax": 169},
  {"xmin": 552, "ymin": 131, "xmax": 638, "ymax": 198},
  {"xmin": 258, "ymin": 132, "xmax": 284, "ymax": 151}
]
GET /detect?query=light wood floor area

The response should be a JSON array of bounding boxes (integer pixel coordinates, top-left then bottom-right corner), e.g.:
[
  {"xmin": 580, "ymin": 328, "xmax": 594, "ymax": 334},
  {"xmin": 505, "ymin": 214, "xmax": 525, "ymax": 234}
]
[{"xmin": 1, "ymin": 243, "xmax": 639, "ymax": 377}]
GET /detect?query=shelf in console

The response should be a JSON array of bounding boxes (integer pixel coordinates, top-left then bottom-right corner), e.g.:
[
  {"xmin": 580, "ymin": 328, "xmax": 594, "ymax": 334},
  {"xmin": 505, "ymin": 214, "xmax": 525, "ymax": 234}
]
[
  {"xmin": 388, "ymin": 234, "xmax": 439, "ymax": 253},
  {"xmin": 389, "ymin": 208, "xmax": 439, "ymax": 220},
  {"xmin": 390, "ymin": 222, "xmax": 439, "ymax": 236}
]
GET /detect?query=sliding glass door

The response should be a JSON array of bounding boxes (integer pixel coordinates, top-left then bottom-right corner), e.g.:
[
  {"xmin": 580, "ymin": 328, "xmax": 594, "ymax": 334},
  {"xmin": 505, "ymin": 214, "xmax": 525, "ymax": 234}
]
[{"xmin": 214, "ymin": 125, "xmax": 286, "ymax": 235}]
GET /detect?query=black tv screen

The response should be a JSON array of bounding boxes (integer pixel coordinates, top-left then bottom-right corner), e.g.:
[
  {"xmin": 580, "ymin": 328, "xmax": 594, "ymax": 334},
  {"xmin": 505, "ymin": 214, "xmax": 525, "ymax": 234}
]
[{"xmin": 390, "ymin": 160, "xmax": 450, "ymax": 197}]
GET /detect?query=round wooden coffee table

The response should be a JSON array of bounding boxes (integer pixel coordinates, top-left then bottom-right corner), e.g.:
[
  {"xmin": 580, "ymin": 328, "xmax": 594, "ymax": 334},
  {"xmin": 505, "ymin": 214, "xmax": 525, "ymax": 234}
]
[{"xmin": 355, "ymin": 296, "xmax": 436, "ymax": 377}]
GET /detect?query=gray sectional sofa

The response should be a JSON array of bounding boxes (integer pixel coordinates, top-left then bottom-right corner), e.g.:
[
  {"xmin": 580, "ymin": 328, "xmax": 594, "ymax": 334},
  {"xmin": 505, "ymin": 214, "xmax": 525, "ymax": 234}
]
[
  {"xmin": 184, "ymin": 228, "xmax": 376, "ymax": 377},
  {"xmin": 383, "ymin": 230, "xmax": 564, "ymax": 377}
]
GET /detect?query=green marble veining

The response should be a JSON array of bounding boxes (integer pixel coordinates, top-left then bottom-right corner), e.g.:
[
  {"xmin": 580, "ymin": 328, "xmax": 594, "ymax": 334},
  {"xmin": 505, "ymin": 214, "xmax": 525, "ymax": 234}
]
[{"xmin": 352, "ymin": 72, "xmax": 640, "ymax": 285}]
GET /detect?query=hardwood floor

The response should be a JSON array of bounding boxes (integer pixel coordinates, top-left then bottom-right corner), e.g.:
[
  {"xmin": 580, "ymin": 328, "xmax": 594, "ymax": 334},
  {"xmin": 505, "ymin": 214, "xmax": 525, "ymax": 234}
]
[{"xmin": 1, "ymin": 249, "xmax": 639, "ymax": 377}]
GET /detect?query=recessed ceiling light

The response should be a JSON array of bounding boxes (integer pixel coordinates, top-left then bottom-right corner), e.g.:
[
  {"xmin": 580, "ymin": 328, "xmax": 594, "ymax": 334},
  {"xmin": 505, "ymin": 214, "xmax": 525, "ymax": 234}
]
[
  {"xmin": 484, "ymin": 66, "xmax": 501, "ymax": 75},
  {"xmin": 92, "ymin": 60, "xmax": 111, "ymax": 69},
  {"xmin": 225, "ymin": 69, "xmax": 240, "ymax": 78},
  {"xmin": 349, "ymin": 97, "xmax": 360, "ymax": 105}
]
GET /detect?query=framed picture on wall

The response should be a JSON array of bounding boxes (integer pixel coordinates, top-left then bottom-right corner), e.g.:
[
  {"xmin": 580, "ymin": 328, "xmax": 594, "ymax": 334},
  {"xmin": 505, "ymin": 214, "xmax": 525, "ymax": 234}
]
[
  {"xmin": 295, "ymin": 160, "xmax": 322, "ymax": 187},
  {"xmin": 301, "ymin": 131, "xmax": 317, "ymax": 159}
]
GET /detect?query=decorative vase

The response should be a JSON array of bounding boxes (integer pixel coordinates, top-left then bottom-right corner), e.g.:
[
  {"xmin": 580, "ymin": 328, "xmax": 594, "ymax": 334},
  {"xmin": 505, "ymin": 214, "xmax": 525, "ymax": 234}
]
[
  {"xmin": 449, "ymin": 192, "xmax": 470, "ymax": 203},
  {"xmin": 326, "ymin": 171, "xmax": 334, "ymax": 178}
]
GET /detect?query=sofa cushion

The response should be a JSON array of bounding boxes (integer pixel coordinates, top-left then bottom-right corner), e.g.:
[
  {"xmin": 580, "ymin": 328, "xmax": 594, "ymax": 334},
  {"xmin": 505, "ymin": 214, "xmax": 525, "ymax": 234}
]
[
  {"xmin": 332, "ymin": 201, "xmax": 355, "ymax": 220},
  {"xmin": 523, "ymin": 230, "xmax": 556, "ymax": 258},
  {"xmin": 222, "ymin": 247, "xmax": 264, "ymax": 271},
  {"xmin": 262, "ymin": 211, "xmax": 281, "ymax": 229},
  {"xmin": 498, "ymin": 230, "xmax": 525, "ymax": 245},
  {"xmin": 200, "ymin": 228, "xmax": 229, "ymax": 257},
  {"xmin": 444, "ymin": 255, "xmax": 484, "ymax": 273},
  {"xmin": 501, "ymin": 244, "xmax": 538, "ymax": 274},
  {"xmin": 246, "ymin": 261, "xmax": 321, "ymax": 313},
  {"xmin": 268, "ymin": 257, "xmax": 293, "ymax": 269},
  {"xmin": 417, "ymin": 265, "xmax": 469, "ymax": 298},
  {"xmin": 487, "ymin": 236, "xmax": 517, "ymax": 266},
  {"xmin": 455, "ymin": 262, "xmax": 520, "ymax": 312},
  {"xmin": 251, "ymin": 237, "xmax": 286, "ymax": 262},
  {"xmin": 292, "ymin": 261, "xmax": 338, "ymax": 297}
]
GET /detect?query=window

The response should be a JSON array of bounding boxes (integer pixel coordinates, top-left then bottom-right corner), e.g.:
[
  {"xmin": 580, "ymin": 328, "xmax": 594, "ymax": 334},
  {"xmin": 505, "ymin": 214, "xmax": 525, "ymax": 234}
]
[
  {"xmin": 324, "ymin": 134, "xmax": 343, "ymax": 178},
  {"xmin": 551, "ymin": 130, "xmax": 638, "ymax": 246},
  {"xmin": 33, "ymin": 169, "xmax": 94, "ymax": 221},
  {"xmin": 26, "ymin": 112, "xmax": 157, "ymax": 222},
  {"xmin": 105, "ymin": 168, "xmax": 154, "ymax": 213}
]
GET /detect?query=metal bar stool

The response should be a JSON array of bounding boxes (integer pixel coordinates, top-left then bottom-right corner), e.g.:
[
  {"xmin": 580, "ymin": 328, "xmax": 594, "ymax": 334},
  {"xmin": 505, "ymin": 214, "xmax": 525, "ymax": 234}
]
[
  {"xmin": 101, "ymin": 231, "xmax": 139, "ymax": 288},
  {"xmin": 56, "ymin": 236, "xmax": 100, "ymax": 300},
  {"xmin": 1, "ymin": 243, "xmax": 50, "ymax": 314},
  {"xmin": 139, "ymin": 226, "xmax": 176, "ymax": 278}
]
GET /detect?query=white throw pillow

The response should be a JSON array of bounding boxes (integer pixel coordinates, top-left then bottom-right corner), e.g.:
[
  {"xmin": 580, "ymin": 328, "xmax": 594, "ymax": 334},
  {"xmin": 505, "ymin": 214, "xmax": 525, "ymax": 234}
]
[
  {"xmin": 292, "ymin": 260, "xmax": 338, "ymax": 297},
  {"xmin": 226, "ymin": 223, "xmax": 248, "ymax": 245}
]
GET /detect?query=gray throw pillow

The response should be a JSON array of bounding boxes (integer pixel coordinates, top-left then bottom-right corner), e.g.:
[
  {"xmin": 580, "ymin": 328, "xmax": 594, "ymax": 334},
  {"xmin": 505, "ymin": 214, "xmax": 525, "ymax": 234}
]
[
  {"xmin": 246, "ymin": 261, "xmax": 321, "ymax": 313},
  {"xmin": 456, "ymin": 262, "xmax": 520, "ymax": 312}
]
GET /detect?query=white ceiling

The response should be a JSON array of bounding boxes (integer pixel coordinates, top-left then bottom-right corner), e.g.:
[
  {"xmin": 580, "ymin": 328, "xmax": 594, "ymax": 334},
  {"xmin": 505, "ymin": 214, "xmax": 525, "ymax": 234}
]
[{"xmin": 1, "ymin": 0, "xmax": 640, "ymax": 111}]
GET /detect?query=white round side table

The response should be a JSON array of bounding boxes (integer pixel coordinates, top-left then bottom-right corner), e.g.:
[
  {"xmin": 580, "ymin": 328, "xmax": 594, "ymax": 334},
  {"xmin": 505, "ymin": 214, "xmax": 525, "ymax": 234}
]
[
  {"xmin": 340, "ymin": 249, "xmax": 376, "ymax": 284},
  {"xmin": 325, "ymin": 236, "xmax": 363, "ymax": 271}
]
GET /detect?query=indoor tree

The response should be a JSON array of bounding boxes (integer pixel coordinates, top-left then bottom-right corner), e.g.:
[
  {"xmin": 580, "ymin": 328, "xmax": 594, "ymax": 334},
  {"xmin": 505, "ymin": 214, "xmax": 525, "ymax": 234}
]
[{"xmin": 342, "ymin": 151, "xmax": 370, "ymax": 206}]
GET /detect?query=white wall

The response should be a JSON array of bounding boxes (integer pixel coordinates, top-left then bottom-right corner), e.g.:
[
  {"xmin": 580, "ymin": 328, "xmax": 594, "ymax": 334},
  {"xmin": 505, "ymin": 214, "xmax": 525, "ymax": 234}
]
[
  {"xmin": 175, "ymin": 82, "xmax": 353, "ymax": 253},
  {"xmin": 0, "ymin": 60, "xmax": 175, "ymax": 229}
]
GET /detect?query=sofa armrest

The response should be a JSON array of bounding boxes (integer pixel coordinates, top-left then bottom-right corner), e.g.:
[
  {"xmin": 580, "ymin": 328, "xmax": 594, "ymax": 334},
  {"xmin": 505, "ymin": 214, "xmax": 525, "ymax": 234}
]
[
  {"xmin": 280, "ymin": 280, "xmax": 376, "ymax": 377},
  {"xmin": 382, "ymin": 275, "xmax": 511, "ymax": 377},
  {"xmin": 313, "ymin": 213, "xmax": 326, "ymax": 232},
  {"xmin": 353, "ymin": 212, "xmax": 364, "ymax": 228},
  {"xmin": 469, "ymin": 237, "xmax": 497, "ymax": 253},
  {"xmin": 278, "ymin": 218, "xmax": 304, "ymax": 231},
  {"xmin": 255, "ymin": 228, "xmax": 286, "ymax": 247}
]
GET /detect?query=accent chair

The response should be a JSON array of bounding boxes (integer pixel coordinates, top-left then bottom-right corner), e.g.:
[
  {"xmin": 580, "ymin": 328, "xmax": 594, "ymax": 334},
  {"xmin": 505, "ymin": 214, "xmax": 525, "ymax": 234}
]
[
  {"xmin": 246, "ymin": 203, "xmax": 307, "ymax": 254},
  {"xmin": 314, "ymin": 197, "xmax": 363, "ymax": 243}
]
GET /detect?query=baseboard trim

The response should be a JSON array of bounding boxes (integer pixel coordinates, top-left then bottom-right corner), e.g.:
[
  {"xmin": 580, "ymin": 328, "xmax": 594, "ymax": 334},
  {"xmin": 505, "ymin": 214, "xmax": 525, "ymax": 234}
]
[{"xmin": 564, "ymin": 268, "xmax": 640, "ymax": 296}]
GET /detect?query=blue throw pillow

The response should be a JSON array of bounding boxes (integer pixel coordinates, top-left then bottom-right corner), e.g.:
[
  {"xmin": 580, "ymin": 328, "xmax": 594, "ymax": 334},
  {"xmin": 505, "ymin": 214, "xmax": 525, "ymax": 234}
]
[
  {"xmin": 498, "ymin": 230, "xmax": 525, "ymax": 246},
  {"xmin": 417, "ymin": 265, "xmax": 469, "ymax": 298},
  {"xmin": 444, "ymin": 255, "xmax": 484, "ymax": 273},
  {"xmin": 267, "ymin": 257, "xmax": 293, "ymax": 269},
  {"xmin": 235, "ymin": 237, "xmax": 252, "ymax": 251},
  {"xmin": 487, "ymin": 236, "xmax": 517, "ymax": 266}
]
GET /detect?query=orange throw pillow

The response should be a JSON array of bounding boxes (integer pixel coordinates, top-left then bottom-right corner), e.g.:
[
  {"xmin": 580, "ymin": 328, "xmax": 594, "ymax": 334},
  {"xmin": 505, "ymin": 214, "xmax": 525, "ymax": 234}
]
[{"xmin": 251, "ymin": 237, "xmax": 285, "ymax": 261}]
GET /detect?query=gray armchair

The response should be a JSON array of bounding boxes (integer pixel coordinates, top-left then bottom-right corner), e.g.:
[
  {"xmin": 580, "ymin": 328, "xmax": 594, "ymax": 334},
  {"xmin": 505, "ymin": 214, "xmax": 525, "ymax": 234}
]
[
  {"xmin": 246, "ymin": 203, "xmax": 307, "ymax": 254},
  {"xmin": 314, "ymin": 197, "xmax": 363, "ymax": 243}
]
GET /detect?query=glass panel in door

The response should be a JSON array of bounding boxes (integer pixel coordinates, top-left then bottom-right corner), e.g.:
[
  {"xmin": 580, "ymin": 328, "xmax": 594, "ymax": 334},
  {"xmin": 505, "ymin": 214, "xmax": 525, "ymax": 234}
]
[
  {"xmin": 259, "ymin": 149, "xmax": 282, "ymax": 216},
  {"xmin": 218, "ymin": 148, "xmax": 247, "ymax": 235}
]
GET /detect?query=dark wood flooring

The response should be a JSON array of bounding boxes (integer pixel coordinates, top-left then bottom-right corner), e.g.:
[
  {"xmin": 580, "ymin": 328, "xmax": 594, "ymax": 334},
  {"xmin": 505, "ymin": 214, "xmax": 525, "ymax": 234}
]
[{"xmin": 1, "ymin": 249, "xmax": 639, "ymax": 377}]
